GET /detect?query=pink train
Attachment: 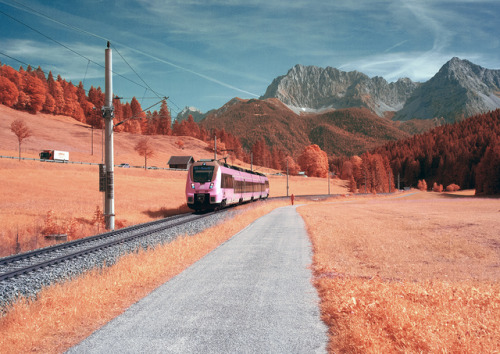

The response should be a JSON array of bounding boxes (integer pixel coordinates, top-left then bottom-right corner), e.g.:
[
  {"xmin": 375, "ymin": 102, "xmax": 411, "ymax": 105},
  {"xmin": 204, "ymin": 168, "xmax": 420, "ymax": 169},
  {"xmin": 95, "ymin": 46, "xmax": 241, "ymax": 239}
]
[{"xmin": 186, "ymin": 159, "xmax": 269, "ymax": 211}]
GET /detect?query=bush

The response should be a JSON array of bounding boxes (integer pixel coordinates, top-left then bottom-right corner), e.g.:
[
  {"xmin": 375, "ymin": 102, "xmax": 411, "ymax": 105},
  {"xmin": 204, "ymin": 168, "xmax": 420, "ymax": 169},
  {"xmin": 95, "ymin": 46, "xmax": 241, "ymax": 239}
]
[
  {"xmin": 446, "ymin": 183, "xmax": 460, "ymax": 192},
  {"xmin": 433, "ymin": 182, "xmax": 443, "ymax": 193},
  {"xmin": 417, "ymin": 179, "xmax": 427, "ymax": 191}
]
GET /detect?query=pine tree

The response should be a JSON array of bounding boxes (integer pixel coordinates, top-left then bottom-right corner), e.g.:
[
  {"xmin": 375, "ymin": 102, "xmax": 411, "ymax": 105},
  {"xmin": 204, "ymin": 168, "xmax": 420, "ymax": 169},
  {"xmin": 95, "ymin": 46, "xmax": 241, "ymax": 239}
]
[{"xmin": 157, "ymin": 99, "xmax": 171, "ymax": 135}]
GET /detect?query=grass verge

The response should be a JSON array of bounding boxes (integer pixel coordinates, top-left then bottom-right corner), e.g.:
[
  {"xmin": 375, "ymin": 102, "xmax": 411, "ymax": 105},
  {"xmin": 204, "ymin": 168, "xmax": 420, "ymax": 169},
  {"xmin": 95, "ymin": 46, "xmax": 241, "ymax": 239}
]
[{"xmin": 0, "ymin": 200, "xmax": 288, "ymax": 353}]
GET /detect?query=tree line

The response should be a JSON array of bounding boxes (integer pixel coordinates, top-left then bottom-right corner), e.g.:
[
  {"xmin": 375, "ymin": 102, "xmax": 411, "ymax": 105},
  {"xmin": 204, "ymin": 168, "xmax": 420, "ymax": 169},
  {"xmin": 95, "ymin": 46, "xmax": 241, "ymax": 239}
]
[
  {"xmin": 3, "ymin": 62, "xmax": 496, "ymax": 194},
  {"xmin": 371, "ymin": 109, "xmax": 500, "ymax": 195},
  {"xmin": 0, "ymin": 62, "xmax": 297, "ymax": 171},
  {"xmin": 0, "ymin": 62, "xmax": 401, "ymax": 191}
]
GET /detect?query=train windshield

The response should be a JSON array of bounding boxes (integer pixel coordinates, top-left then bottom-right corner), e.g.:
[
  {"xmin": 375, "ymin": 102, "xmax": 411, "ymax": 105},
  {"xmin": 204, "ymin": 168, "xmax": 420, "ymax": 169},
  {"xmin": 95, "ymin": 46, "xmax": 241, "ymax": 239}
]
[{"xmin": 192, "ymin": 165, "xmax": 215, "ymax": 183}]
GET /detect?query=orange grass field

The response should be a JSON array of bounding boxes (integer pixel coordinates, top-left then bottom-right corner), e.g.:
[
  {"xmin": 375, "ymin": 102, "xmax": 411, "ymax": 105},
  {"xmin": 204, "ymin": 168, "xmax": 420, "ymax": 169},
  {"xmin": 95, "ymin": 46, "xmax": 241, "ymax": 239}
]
[
  {"xmin": 0, "ymin": 200, "xmax": 290, "ymax": 353},
  {"xmin": 0, "ymin": 157, "xmax": 345, "ymax": 256},
  {"xmin": 0, "ymin": 104, "xmax": 347, "ymax": 256},
  {"xmin": 298, "ymin": 192, "xmax": 500, "ymax": 352}
]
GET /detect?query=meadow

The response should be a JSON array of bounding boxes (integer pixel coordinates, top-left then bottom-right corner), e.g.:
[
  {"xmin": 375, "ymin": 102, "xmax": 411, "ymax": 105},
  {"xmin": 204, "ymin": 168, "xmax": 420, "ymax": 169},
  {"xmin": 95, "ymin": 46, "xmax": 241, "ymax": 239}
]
[{"xmin": 298, "ymin": 192, "xmax": 500, "ymax": 352}]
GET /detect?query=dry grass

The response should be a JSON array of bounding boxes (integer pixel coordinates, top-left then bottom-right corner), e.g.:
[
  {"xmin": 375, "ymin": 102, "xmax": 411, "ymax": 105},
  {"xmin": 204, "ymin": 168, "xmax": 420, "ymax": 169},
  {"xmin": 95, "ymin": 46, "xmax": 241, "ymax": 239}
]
[
  {"xmin": 0, "ymin": 200, "xmax": 288, "ymax": 353},
  {"xmin": 298, "ymin": 192, "xmax": 500, "ymax": 352}
]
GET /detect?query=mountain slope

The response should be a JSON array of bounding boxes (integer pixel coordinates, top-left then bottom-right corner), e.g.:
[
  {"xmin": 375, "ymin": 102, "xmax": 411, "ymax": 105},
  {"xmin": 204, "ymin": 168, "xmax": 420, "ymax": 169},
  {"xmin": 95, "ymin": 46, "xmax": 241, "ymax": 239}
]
[
  {"xmin": 201, "ymin": 98, "xmax": 310, "ymax": 156},
  {"xmin": 393, "ymin": 58, "xmax": 500, "ymax": 122},
  {"xmin": 261, "ymin": 59, "xmax": 500, "ymax": 123},
  {"xmin": 200, "ymin": 98, "xmax": 409, "ymax": 156},
  {"xmin": 309, "ymin": 108, "xmax": 410, "ymax": 156},
  {"xmin": 260, "ymin": 64, "xmax": 419, "ymax": 116},
  {"xmin": 175, "ymin": 106, "xmax": 206, "ymax": 123}
]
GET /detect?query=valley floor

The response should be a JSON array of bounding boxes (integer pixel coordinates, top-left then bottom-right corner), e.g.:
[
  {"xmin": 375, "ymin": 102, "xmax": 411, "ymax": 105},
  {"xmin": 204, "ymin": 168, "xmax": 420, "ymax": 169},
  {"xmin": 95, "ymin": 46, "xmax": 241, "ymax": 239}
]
[{"xmin": 298, "ymin": 192, "xmax": 500, "ymax": 352}]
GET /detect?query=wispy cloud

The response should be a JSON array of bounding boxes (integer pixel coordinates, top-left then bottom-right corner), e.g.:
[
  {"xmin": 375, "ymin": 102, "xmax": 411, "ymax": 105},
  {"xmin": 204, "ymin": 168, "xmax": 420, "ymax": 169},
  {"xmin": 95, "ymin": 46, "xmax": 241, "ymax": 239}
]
[
  {"xmin": 0, "ymin": 39, "xmax": 103, "ymax": 80},
  {"xmin": 1, "ymin": 0, "xmax": 498, "ymax": 111}
]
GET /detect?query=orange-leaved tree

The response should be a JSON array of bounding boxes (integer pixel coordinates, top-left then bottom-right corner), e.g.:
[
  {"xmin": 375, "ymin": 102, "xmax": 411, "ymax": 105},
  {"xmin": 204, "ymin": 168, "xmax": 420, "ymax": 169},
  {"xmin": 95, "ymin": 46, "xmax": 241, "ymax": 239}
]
[
  {"xmin": 134, "ymin": 137, "xmax": 155, "ymax": 170},
  {"xmin": 10, "ymin": 119, "xmax": 31, "ymax": 161},
  {"xmin": 297, "ymin": 144, "xmax": 329, "ymax": 177},
  {"xmin": 417, "ymin": 179, "xmax": 427, "ymax": 191},
  {"xmin": 284, "ymin": 155, "xmax": 300, "ymax": 175},
  {"xmin": 475, "ymin": 141, "xmax": 500, "ymax": 195}
]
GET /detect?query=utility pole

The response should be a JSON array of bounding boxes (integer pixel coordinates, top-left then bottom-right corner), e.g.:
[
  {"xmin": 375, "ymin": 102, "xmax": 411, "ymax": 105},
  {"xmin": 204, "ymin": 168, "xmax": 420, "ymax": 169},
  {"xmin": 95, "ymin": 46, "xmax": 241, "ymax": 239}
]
[
  {"xmin": 328, "ymin": 166, "xmax": 330, "ymax": 195},
  {"xmin": 103, "ymin": 41, "xmax": 115, "ymax": 230},
  {"xmin": 91, "ymin": 124, "xmax": 94, "ymax": 156},
  {"xmin": 286, "ymin": 159, "xmax": 289, "ymax": 197},
  {"xmin": 214, "ymin": 134, "xmax": 217, "ymax": 161},
  {"xmin": 388, "ymin": 170, "xmax": 392, "ymax": 193}
]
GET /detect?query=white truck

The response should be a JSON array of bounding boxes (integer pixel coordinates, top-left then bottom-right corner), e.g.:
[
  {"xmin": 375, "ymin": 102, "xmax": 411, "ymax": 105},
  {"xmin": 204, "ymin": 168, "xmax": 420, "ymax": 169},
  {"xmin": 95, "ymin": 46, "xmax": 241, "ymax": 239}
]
[{"xmin": 40, "ymin": 150, "xmax": 69, "ymax": 162}]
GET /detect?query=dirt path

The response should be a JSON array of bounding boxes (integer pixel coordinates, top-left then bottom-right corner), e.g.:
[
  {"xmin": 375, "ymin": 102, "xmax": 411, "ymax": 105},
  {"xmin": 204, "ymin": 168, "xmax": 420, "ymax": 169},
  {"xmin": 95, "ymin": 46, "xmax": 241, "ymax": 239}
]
[{"xmin": 68, "ymin": 206, "xmax": 327, "ymax": 353}]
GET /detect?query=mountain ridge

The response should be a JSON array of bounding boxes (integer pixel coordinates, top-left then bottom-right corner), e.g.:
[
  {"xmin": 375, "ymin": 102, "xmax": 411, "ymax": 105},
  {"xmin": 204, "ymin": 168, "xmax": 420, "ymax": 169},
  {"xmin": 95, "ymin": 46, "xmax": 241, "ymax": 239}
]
[{"xmin": 260, "ymin": 58, "xmax": 500, "ymax": 123}]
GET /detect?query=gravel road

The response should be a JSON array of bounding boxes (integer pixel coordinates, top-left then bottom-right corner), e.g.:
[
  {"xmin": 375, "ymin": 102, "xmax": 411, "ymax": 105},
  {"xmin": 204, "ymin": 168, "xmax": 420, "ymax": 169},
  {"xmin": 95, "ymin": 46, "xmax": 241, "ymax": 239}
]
[{"xmin": 68, "ymin": 205, "xmax": 328, "ymax": 353}]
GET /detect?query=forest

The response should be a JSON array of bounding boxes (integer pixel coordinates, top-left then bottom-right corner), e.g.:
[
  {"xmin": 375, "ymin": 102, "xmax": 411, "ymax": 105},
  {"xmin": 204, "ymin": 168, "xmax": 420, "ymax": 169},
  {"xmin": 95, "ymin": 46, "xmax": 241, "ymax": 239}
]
[
  {"xmin": 1, "ymin": 63, "xmax": 499, "ymax": 195},
  {"xmin": 371, "ymin": 109, "xmax": 500, "ymax": 195}
]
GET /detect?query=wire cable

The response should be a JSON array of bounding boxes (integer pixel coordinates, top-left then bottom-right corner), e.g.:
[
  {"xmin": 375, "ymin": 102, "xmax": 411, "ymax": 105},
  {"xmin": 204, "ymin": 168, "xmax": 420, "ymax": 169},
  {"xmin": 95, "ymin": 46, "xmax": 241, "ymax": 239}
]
[
  {"xmin": 112, "ymin": 44, "xmax": 161, "ymax": 99},
  {"xmin": 0, "ymin": 8, "xmax": 161, "ymax": 96},
  {"xmin": 0, "ymin": 0, "xmax": 259, "ymax": 98},
  {"xmin": 0, "ymin": 2, "xmax": 188, "ymax": 114},
  {"xmin": 0, "ymin": 50, "xmax": 30, "ymax": 67}
]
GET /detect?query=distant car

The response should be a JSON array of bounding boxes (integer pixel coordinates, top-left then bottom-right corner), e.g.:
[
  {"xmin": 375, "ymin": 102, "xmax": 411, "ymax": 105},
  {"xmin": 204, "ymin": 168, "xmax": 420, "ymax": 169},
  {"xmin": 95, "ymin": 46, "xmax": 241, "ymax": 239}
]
[
  {"xmin": 118, "ymin": 163, "xmax": 130, "ymax": 168},
  {"xmin": 147, "ymin": 166, "xmax": 159, "ymax": 170}
]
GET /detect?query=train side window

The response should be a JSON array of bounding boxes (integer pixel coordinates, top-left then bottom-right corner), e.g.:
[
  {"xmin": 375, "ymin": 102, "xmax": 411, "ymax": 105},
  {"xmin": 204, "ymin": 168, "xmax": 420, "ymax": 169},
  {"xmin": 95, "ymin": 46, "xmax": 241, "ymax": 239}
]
[{"xmin": 221, "ymin": 173, "xmax": 234, "ymax": 189}]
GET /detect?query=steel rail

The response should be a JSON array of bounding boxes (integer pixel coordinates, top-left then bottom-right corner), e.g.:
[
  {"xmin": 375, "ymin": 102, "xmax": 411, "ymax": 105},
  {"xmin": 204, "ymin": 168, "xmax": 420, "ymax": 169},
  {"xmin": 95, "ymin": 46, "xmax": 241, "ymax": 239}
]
[
  {"xmin": 0, "ymin": 212, "xmax": 214, "ymax": 282},
  {"xmin": 0, "ymin": 213, "xmax": 190, "ymax": 267}
]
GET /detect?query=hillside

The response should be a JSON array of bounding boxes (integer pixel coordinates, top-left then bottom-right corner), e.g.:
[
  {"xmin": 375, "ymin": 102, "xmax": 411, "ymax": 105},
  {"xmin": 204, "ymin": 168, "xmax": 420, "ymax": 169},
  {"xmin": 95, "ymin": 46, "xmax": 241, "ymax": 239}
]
[
  {"xmin": 0, "ymin": 104, "xmax": 210, "ymax": 166},
  {"xmin": 308, "ymin": 108, "xmax": 409, "ymax": 156},
  {"xmin": 200, "ymin": 98, "xmax": 410, "ymax": 157}
]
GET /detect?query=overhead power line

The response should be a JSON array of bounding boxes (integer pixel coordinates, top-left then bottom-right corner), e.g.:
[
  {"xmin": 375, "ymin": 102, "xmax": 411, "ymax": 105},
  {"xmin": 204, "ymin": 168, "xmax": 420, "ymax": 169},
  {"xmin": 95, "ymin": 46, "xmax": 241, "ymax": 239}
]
[
  {"xmin": 0, "ymin": 50, "xmax": 30, "ymax": 67},
  {"xmin": 0, "ymin": 8, "xmax": 166, "ymax": 99},
  {"xmin": 0, "ymin": 0, "xmax": 260, "ymax": 98}
]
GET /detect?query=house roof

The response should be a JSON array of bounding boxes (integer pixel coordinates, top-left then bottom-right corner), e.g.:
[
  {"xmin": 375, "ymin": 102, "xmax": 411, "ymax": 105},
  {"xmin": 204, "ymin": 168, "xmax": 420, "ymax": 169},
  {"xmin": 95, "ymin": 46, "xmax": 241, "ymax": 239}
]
[{"xmin": 168, "ymin": 156, "xmax": 194, "ymax": 165}]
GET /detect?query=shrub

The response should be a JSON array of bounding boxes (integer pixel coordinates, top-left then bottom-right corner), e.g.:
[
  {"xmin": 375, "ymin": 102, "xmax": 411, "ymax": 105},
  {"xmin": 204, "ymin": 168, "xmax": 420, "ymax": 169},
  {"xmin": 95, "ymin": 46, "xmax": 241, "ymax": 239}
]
[
  {"xmin": 433, "ymin": 182, "xmax": 443, "ymax": 193},
  {"xmin": 41, "ymin": 210, "xmax": 60, "ymax": 235},
  {"xmin": 417, "ymin": 179, "xmax": 427, "ymax": 191},
  {"xmin": 446, "ymin": 183, "xmax": 460, "ymax": 192}
]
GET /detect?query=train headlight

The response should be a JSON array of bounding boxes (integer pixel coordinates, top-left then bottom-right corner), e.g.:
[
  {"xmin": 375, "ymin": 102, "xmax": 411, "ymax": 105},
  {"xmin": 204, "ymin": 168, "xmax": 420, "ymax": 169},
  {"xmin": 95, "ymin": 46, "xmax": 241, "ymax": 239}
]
[
  {"xmin": 209, "ymin": 183, "xmax": 214, "ymax": 189},
  {"xmin": 191, "ymin": 183, "xmax": 195, "ymax": 189}
]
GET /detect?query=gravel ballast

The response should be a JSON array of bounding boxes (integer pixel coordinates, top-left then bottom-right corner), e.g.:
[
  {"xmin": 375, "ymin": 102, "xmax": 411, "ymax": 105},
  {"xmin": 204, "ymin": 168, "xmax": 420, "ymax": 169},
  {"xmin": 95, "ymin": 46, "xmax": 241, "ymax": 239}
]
[{"xmin": 0, "ymin": 207, "xmax": 242, "ymax": 309}]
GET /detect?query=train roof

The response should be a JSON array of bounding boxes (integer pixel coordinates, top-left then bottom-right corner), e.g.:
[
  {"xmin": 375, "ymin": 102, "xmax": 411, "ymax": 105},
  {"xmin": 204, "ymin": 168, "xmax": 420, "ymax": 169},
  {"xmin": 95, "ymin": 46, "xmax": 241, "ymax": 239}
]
[{"xmin": 195, "ymin": 159, "xmax": 267, "ymax": 177}]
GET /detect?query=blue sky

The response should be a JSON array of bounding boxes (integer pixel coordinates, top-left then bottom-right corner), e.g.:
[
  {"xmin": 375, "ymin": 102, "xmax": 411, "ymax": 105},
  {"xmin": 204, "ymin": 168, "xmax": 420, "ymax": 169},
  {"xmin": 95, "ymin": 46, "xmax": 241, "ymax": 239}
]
[{"xmin": 0, "ymin": 0, "xmax": 499, "ymax": 115}]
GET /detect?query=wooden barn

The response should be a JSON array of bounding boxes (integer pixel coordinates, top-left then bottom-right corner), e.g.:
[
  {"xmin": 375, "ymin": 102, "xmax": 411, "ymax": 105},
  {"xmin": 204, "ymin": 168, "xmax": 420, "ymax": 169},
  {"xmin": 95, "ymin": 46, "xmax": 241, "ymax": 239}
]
[{"xmin": 168, "ymin": 156, "xmax": 194, "ymax": 170}]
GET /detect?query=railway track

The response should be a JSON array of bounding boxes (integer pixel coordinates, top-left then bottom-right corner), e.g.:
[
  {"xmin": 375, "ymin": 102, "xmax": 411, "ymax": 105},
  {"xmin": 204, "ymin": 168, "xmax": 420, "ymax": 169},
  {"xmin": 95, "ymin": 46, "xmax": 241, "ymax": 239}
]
[{"xmin": 0, "ymin": 211, "xmax": 217, "ymax": 290}]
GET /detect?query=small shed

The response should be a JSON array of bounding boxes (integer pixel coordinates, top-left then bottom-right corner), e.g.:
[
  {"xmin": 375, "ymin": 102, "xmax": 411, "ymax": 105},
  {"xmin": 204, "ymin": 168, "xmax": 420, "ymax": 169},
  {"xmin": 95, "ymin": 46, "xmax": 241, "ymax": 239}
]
[{"xmin": 168, "ymin": 156, "xmax": 194, "ymax": 170}]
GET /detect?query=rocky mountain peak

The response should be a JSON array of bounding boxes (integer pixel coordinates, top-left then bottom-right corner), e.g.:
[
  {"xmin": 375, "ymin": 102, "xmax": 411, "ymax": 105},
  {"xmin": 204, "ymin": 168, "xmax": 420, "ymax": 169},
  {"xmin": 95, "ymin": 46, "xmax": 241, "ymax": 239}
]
[
  {"xmin": 261, "ymin": 58, "xmax": 500, "ymax": 122},
  {"xmin": 395, "ymin": 57, "xmax": 500, "ymax": 122},
  {"xmin": 175, "ymin": 106, "xmax": 205, "ymax": 123},
  {"xmin": 261, "ymin": 64, "xmax": 419, "ymax": 116}
]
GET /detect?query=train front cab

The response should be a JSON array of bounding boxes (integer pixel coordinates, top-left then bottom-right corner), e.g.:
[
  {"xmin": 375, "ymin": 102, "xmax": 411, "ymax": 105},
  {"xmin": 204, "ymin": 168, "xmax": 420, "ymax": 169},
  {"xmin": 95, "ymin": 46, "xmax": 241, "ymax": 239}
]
[{"xmin": 186, "ymin": 161, "xmax": 222, "ymax": 211}]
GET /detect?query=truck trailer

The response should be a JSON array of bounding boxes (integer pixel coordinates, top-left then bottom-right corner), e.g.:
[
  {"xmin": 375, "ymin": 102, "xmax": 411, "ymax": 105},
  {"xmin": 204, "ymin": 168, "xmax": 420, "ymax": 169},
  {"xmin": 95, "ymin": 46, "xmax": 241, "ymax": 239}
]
[{"xmin": 40, "ymin": 150, "xmax": 69, "ymax": 162}]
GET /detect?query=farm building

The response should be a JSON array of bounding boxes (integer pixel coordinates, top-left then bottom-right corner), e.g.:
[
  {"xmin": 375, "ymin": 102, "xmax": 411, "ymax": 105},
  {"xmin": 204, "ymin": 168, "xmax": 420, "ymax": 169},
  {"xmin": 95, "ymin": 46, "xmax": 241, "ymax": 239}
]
[{"xmin": 168, "ymin": 156, "xmax": 194, "ymax": 170}]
